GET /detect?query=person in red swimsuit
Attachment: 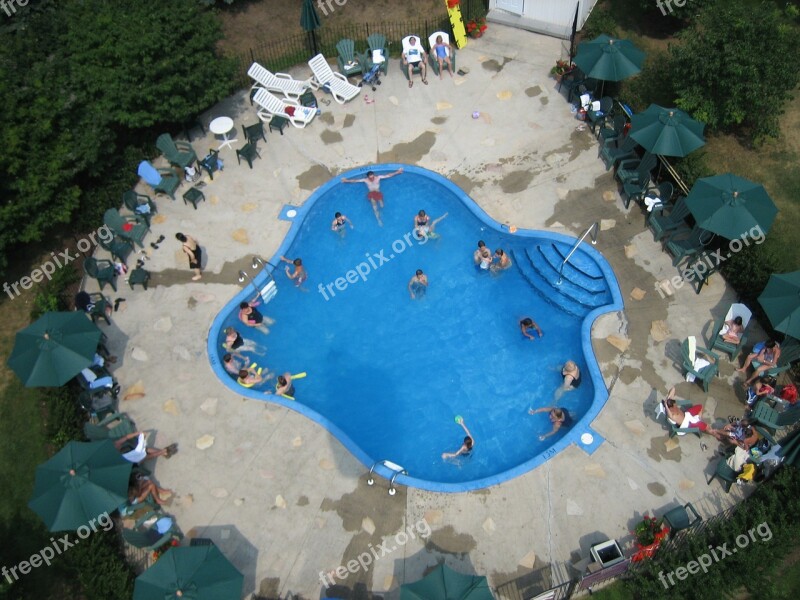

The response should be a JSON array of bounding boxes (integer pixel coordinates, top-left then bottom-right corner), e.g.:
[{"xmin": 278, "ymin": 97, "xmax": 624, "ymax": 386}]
[{"xmin": 341, "ymin": 168, "xmax": 403, "ymax": 226}]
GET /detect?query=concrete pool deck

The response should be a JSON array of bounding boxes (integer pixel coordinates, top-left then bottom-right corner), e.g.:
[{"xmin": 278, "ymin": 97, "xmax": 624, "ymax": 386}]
[{"xmin": 90, "ymin": 24, "xmax": 766, "ymax": 599}]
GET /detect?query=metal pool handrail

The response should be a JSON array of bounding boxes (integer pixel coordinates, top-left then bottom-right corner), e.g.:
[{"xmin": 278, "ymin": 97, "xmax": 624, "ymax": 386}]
[{"xmin": 557, "ymin": 222, "xmax": 599, "ymax": 285}]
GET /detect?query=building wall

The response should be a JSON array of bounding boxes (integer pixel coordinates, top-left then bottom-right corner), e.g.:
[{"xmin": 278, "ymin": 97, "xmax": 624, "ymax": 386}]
[{"xmin": 487, "ymin": 0, "xmax": 599, "ymax": 39}]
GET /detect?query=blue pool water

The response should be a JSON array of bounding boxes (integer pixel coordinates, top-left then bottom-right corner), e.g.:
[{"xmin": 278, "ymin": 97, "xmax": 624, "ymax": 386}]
[{"xmin": 208, "ymin": 164, "xmax": 623, "ymax": 492}]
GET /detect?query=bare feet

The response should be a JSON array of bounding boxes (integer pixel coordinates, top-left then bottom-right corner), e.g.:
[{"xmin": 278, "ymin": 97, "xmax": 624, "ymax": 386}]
[
  {"xmin": 192, "ymin": 274, "xmax": 202, "ymax": 281},
  {"xmin": 408, "ymin": 80, "xmax": 413, "ymax": 88}
]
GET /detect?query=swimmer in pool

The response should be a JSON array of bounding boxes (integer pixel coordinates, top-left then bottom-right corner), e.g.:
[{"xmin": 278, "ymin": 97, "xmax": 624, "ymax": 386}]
[
  {"xmin": 561, "ymin": 361, "xmax": 581, "ymax": 389},
  {"xmin": 408, "ymin": 269, "xmax": 428, "ymax": 299},
  {"xmin": 442, "ymin": 419, "xmax": 474, "ymax": 459},
  {"xmin": 529, "ymin": 407, "xmax": 571, "ymax": 441},
  {"xmin": 331, "ymin": 212, "xmax": 354, "ymax": 235},
  {"xmin": 237, "ymin": 365, "xmax": 273, "ymax": 388},
  {"xmin": 281, "ymin": 256, "xmax": 308, "ymax": 287},
  {"xmin": 274, "ymin": 372, "xmax": 296, "ymax": 398},
  {"xmin": 239, "ymin": 299, "xmax": 274, "ymax": 334},
  {"xmin": 223, "ymin": 353, "xmax": 246, "ymax": 377},
  {"xmin": 473, "ymin": 240, "xmax": 493, "ymax": 270},
  {"xmin": 341, "ymin": 168, "xmax": 403, "ymax": 226},
  {"xmin": 414, "ymin": 210, "xmax": 448, "ymax": 240},
  {"xmin": 491, "ymin": 248, "xmax": 512, "ymax": 271},
  {"xmin": 520, "ymin": 317, "xmax": 543, "ymax": 340}
]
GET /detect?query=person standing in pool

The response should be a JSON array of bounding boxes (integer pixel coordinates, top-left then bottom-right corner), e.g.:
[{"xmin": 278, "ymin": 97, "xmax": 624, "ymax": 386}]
[
  {"xmin": 238, "ymin": 365, "xmax": 272, "ymax": 388},
  {"xmin": 520, "ymin": 317, "xmax": 543, "ymax": 340},
  {"xmin": 176, "ymin": 232, "xmax": 202, "ymax": 281},
  {"xmin": 223, "ymin": 353, "xmax": 246, "ymax": 377},
  {"xmin": 414, "ymin": 210, "xmax": 448, "ymax": 240},
  {"xmin": 561, "ymin": 361, "xmax": 581, "ymax": 389},
  {"xmin": 331, "ymin": 212, "xmax": 354, "ymax": 235},
  {"xmin": 408, "ymin": 269, "xmax": 428, "ymax": 299},
  {"xmin": 274, "ymin": 373, "xmax": 296, "ymax": 398},
  {"xmin": 473, "ymin": 240, "xmax": 493, "ymax": 270},
  {"xmin": 341, "ymin": 168, "xmax": 403, "ymax": 226},
  {"xmin": 529, "ymin": 407, "xmax": 571, "ymax": 441},
  {"xmin": 442, "ymin": 418, "xmax": 474, "ymax": 459},
  {"xmin": 281, "ymin": 256, "xmax": 307, "ymax": 287},
  {"xmin": 491, "ymin": 248, "xmax": 512, "ymax": 272}
]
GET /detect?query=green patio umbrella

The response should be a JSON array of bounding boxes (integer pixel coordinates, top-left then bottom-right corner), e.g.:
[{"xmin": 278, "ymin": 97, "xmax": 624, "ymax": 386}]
[
  {"xmin": 758, "ymin": 271, "xmax": 800, "ymax": 339},
  {"xmin": 7, "ymin": 311, "xmax": 102, "ymax": 387},
  {"xmin": 133, "ymin": 544, "xmax": 244, "ymax": 600},
  {"xmin": 301, "ymin": 0, "xmax": 321, "ymax": 57},
  {"xmin": 28, "ymin": 440, "xmax": 132, "ymax": 532},
  {"xmin": 400, "ymin": 564, "xmax": 494, "ymax": 600},
  {"xmin": 573, "ymin": 34, "xmax": 645, "ymax": 96},
  {"xmin": 630, "ymin": 104, "xmax": 706, "ymax": 157},
  {"xmin": 684, "ymin": 173, "xmax": 778, "ymax": 240}
]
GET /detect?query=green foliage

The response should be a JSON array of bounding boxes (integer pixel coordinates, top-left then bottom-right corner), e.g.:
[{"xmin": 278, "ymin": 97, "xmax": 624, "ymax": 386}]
[
  {"xmin": 669, "ymin": 0, "xmax": 800, "ymax": 141},
  {"xmin": 671, "ymin": 150, "xmax": 713, "ymax": 189},
  {"xmin": 618, "ymin": 51, "xmax": 676, "ymax": 113},
  {"xmin": 62, "ymin": 529, "xmax": 134, "ymax": 600},
  {"xmin": 580, "ymin": 7, "xmax": 619, "ymax": 41},
  {"xmin": 720, "ymin": 241, "xmax": 783, "ymax": 306},
  {"xmin": 43, "ymin": 386, "xmax": 84, "ymax": 449},
  {"xmin": 636, "ymin": 0, "xmax": 708, "ymax": 19},
  {"xmin": 30, "ymin": 265, "xmax": 79, "ymax": 320}
]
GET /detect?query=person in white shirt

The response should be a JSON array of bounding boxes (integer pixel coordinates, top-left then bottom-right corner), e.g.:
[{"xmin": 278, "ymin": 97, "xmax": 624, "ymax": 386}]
[{"xmin": 403, "ymin": 36, "xmax": 428, "ymax": 87}]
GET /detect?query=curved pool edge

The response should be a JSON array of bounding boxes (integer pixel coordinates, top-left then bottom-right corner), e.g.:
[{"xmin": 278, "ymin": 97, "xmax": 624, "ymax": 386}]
[{"xmin": 207, "ymin": 163, "xmax": 625, "ymax": 493}]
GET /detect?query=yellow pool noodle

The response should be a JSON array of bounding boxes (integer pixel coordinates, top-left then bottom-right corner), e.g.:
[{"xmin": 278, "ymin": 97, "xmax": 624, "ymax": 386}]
[
  {"xmin": 281, "ymin": 394, "xmax": 295, "ymax": 401},
  {"xmin": 290, "ymin": 372, "xmax": 307, "ymax": 379}
]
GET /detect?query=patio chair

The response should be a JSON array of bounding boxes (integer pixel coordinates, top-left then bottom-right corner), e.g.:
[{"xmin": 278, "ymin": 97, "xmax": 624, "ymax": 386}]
[
  {"xmin": 656, "ymin": 398, "xmax": 703, "ymax": 438},
  {"xmin": 83, "ymin": 411, "xmax": 136, "ymax": 442},
  {"xmin": 236, "ymin": 141, "xmax": 261, "ymax": 169},
  {"xmin": 616, "ymin": 152, "xmax": 656, "ymax": 186},
  {"xmin": 198, "ymin": 149, "xmax": 221, "ymax": 181},
  {"xmin": 400, "ymin": 35, "xmax": 425, "ymax": 81},
  {"xmin": 569, "ymin": 78, "xmax": 600, "ymax": 104},
  {"xmin": 366, "ymin": 33, "xmax": 389, "ymax": 75},
  {"xmin": 662, "ymin": 503, "xmax": 702, "ymax": 534},
  {"xmin": 648, "ymin": 195, "xmax": 690, "ymax": 240},
  {"xmin": 681, "ymin": 336, "xmax": 719, "ymax": 393},
  {"xmin": 83, "ymin": 257, "xmax": 117, "ymax": 292},
  {"xmin": 308, "ymin": 53, "xmax": 361, "ymax": 104},
  {"xmin": 599, "ymin": 136, "xmax": 638, "ymax": 171},
  {"xmin": 252, "ymin": 88, "xmax": 317, "ymax": 129},
  {"xmin": 76, "ymin": 291, "xmax": 112, "ymax": 325},
  {"xmin": 708, "ymin": 447, "xmax": 738, "ymax": 493},
  {"xmin": 598, "ymin": 114, "xmax": 627, "ymax": 144},
  {"xmin": 243, "ymin": 121, "xmax": 266, "ymax": 144},
  {"xmin": 336, "ymin": 38, "xmax": 364, "ymax": 77},
  {"xmin": 122, "ymin": 191, "xmax": 157, "ymax": 227},
  {"xmin": 103, "ymin": 208, "xmax": 149, "ymax": 248},
  {"xmin": 665, "ymin": 226, "xmax": 714, "ymax": 266},
  {"xmin": 587, "ymin": 96, "xmax": 613, "ymax": 135},
  {"xmin": 155, "ymin": 133, "xmax": 198, "ymax": 171},
  {"xmin": 247, "ymin": 62, "xmax": 312, "ymax": 102},
  {"xmin": 76, "ymin": 363, "xmax": 119, "ymax": 399},
  {"xmin": 122, "ymin": 510, "xmax": 181, "ymax": 552},
  {"xmin": 751, "ymin": 339, "xmax": 800, "ymax": 378},
  {"xmin": 710, "ymin": 303, "xmax": 753, "ymax": 359},
  {"xmin": 98, "ymin": 234, "xmax": 134, "ymax": 264},
  {"xmin": 428, "ymin": 31, "xmax": 456, "ymax": 76},
  {"xmin": 137, "ymin": 160, "xmax": 180, "ymax": 200},
  {"xmin": 751, "ymin": 399, "xmax": 800, "ymax": 435}
]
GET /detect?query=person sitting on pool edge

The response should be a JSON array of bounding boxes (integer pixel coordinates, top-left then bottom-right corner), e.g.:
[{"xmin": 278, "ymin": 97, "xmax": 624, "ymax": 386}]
[
  {"xmin": 408, "ymin": 269, "xmax": 428, "ymax": 299},
  {"xmin": 331, "ymin": 212, "xmax": 353, "ymax": 235},
  {"xmin": 274, "ymin": 372, "xmax": 296, "ymax": 398},
  {"xmin": 491, "ymin": 248, "xmax": 512, "ymax": 272},
  {"xmin": 473, "ymin": 240, "xmax": 492, "ymax": 270},
  {"xmin": 529, "ymin": 407, "xmax": 571, "ymax": 441},
  {"xmin": 520, "ymin": 317, "xmax": 543, "ymax": 340},
  {"xmin": 562, "ymin": 361, "xmax": 581, "ymax": 389},
  {"xmin": 442, "ymin": 418, "xmax": 474, "ymax": 459},
  {"xmin": 281, "ymin": 256, "xmax": 307, "ymax": 287}
]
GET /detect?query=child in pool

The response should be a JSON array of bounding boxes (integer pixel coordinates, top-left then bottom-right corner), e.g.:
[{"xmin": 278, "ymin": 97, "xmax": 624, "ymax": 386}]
[
  {"xmin": 473, "ymin": 241, "xmax": 492, "ymax": 270},
  {"xmin": 442, "ymin": 419, "xmax": 474, "ymax": 459}
]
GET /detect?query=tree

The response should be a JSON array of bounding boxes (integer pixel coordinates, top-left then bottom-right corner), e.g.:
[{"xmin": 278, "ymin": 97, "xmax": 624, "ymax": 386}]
[{"xmin": 668, "ymin": 0, "xmax": 800, "ymax": 141}]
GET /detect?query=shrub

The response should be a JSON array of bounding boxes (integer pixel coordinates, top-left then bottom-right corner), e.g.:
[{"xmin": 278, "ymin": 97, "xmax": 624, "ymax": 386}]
[
  {"xmin": 580, "ymin": 7, "xmax": 619, "ymax": 41},
  {"xmin": 30, "ymin": 264, "xmax": 80, "ymax": 320}
]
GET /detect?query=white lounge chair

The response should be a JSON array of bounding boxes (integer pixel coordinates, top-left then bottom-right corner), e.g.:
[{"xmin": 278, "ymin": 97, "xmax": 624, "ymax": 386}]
[
  {"xmin": 247, "ymin": 62, "xmax": 311, "ymax": 101},
  {"xmin": 427, "ymin": 31, "xmax": 456, "ymax": 76},
  {"xmin": 252, "ymin": 88, "xmax": 317, "ymax": 129},
  {"xmin": 307, "ymin": 54, "xmax": 361, "ymax": 104}
]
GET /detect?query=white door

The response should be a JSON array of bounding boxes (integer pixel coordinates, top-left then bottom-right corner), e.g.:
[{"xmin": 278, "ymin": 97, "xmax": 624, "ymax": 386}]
[{"xmin": 496, "ymin": 0, "xmax": 524, "ymax": 16}]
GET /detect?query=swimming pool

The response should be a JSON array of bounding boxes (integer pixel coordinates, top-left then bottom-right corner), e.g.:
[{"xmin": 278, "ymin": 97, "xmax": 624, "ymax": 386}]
[{"xmin": 208, "ymin": 164, "xmax": 623, "ymax": 492}]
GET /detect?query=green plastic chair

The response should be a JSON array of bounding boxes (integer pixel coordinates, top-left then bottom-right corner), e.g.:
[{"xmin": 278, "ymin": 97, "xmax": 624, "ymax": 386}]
[
  {"xmin": 708, "ymin": 446, "xmax": 738, "ymax": 493},
  {"xmin": 243, "ymin": 121, "xmax": 266, "ymax": 144},
  {"xmin": 103, "ymin": 208, "xmax": 149, "ymax": 248},
  {"xmin": 183, "ymin": 187, "xmax": 205, "ymax": 210},
  {"xmin": 99, "ymin": 235, "xmax": 134, "ymax": 264},
  {"xmin": 156, "ymin": 133, "xmax": 198, "ymax": 170},
  {"xmin": 587, "ymin": 96, "xmax": 613, "ymax": 135},
  {"xmin": 599, "ymin": 114, "xmax": 627, "ymax": 144},
  {"xmin": 616, "ymin": 152, "xmax": 656, "ymax": 186},
  {"xmin": 336, "ymin": 38, "xmax": 363, "ymax": 77},
  {"xmin": 84, "ymin": 257, "xmax": 117, "ymax": 292},
  {"xmin": 648, "ymin": 195, "xmax": 690, "ymax": 240},
  {"xmin": 710, "ymin": 304, "xmax": 752, "ymax": 360},
  {"xmin": 122, "ymin": 510, "xmax": 181, "ymax": 552},
  {"xmin": 236, "ymin": 141, "xmax": 261, "ymax": 169},
  {"xmin": 599, "ymin": 136, "xmax": 637, "ymax": 170},
  {"xmin": 751, "ymin": 400, "xmax": 800, "ymax": 435},
  {"xmin": 82, "ymin": 292, "xmax": 112, "ymax": 325},
  {"xmin": 661, "ymin": 399, "xmax": 703, "ymax": 438},
  {"xmin": 199, "ymin": 149, "xmax": 220, "ymax": 181},
  {"xmin": 662, "ymin": 503, "xmax": 702, "ymax": 533},
  {"xmin": 665, "ymin": 226, "xmax": 714, "ymax": 266},
  {"xmin": 681, "ymin": 337, "xmax": 719, "ymax": 393},
  {"xmin": 366, "ymin": 33, "xmax": 389, "ymax": 74},
  {"xmin": 83, "ymin": 412, "xmax": 136, "ymax": 441},
  {"xmin": 427, "ymin": 31, "xmax": 456, "ymax": 77},
  {"xmin": 122, "ymin": 191, "xmax": 157, "ymax": 226}
]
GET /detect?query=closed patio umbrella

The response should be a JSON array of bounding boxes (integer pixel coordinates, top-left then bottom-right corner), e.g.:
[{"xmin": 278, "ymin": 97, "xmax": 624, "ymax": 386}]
[
  {"xmin": 134, "ymin": 544, "xmax": 244, "ymax": 600},
  {"xmin": 758, "ymin": 271, "xmax": 800, "ymax": 339},
  {"xmin": 7, "ymin": 311, "xmax": 102, "ymax": 387},
  {"xmin": 630, "ymin": 104, "xmax": 706, "ymax": 157},
  {"xmin": 28, "ymin": 440, "xmax": 132, "ymax": 532},
  {"xmin": 400, "ymin": 564, "xmax": 494, "ymax": 600},
  {"xmin": 301, "ymin": 0, "xmax": 321, "ymax": 57},
  {"xmin": 684, "ymin": 173, "xmax": 778, "ymax": 240}
]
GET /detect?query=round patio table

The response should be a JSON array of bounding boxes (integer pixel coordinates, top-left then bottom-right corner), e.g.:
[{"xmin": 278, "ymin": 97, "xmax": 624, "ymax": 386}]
[{"xmin": 209, "ymin": 116, "xmax": 238, "ymax": 150}]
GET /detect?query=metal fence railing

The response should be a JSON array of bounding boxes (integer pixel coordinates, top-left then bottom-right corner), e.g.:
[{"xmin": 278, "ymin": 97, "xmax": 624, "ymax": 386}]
[{"xmin": 230, "ymin": 0, "xmax": 490, "ymax": 87}]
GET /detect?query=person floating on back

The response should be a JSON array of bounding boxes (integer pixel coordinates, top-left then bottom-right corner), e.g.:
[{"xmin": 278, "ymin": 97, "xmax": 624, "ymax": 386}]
[{"xmin": 341, "ymin": 168, "xmax": 403, "ymax": 226}]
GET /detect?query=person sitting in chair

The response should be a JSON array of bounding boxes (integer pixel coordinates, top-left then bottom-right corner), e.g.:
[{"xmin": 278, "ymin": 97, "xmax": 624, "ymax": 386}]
[
  {"xmin": 403, "ymin": 36, "xmax": 427, "ymax": 87},
  {"xmin": 661, "ymin": 386, "xmax": 709, "ymax": 433}
]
